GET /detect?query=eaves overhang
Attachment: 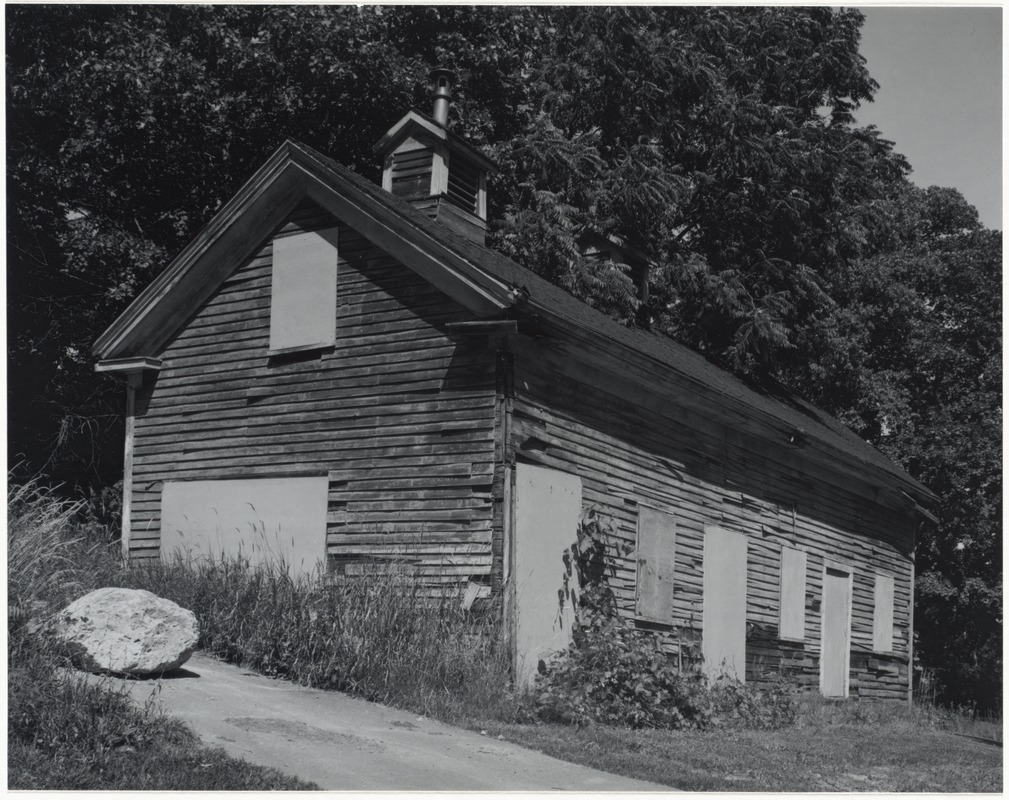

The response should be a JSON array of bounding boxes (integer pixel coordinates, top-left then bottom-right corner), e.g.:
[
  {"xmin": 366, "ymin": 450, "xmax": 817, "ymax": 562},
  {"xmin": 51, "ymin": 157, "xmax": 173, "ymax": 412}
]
[{"xmin": 514, "ymin": 292, "xmax": 938, "ymax": 509}]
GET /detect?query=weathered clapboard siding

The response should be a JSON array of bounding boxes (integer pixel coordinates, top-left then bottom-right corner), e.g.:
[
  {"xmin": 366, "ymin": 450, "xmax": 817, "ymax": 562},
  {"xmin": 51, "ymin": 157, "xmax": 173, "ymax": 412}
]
[
  {"xmin": 128, "ymin": 201, "xmax": 498, "ymax": 590},
  {"xmin": 508, "ymin": 330, "xmax": 913, "ymax": 699}
]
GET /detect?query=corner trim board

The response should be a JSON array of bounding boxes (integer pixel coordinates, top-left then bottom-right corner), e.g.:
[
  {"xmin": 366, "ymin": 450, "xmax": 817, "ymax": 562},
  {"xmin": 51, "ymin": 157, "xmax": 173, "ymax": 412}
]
[{"xmin": 121, "ymin": 376, "xmax": 139, "ymax": 562}]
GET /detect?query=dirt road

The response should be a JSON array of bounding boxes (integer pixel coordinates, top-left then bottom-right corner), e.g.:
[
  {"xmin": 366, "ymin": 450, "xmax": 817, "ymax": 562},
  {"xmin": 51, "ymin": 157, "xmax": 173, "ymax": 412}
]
[{"xmin": 118, "ymin": 652, "xmax": 666, "ymax": 791}]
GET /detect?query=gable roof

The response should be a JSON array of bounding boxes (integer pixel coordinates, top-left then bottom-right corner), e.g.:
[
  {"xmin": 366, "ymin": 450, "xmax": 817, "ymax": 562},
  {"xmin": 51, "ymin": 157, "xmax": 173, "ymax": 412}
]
[{"xmin": 94, "ymin": 139, "xmax": 935, "ymax": 505}]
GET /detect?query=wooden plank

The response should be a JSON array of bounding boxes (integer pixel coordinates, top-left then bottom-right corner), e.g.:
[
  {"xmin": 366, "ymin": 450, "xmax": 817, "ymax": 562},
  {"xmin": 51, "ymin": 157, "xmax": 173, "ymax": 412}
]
[
  {"xmin": 635, "ymin": 506, "xmax": 676, "ymax": 623},
  {"xmin": 702, "ymin": 526, "xmax": 748, "ymax": 682},
  {"xmin": 512, "ymin": 463, "xmax": 582, "ymax": 689},
  {"xmin": 873, "ymin": 573, "xmax": 895, "ymax": 653},
  {"xmin": 779, "ymin": 546, "xmax": 807, "ymax": 641},
  {"xmin": 327, "ymin": 531, "xmax": 492, "ymax": 546},
  {"xmin": 121, "ymin": 375, "xmax": 140, "ymax": 562},
  {"xmin": 821, "ymin": 565, "xmax": 853, "ymax": 697},
  {"xmin": 160, "ymin": 476, "xmax": 330, "ymax": 577}
]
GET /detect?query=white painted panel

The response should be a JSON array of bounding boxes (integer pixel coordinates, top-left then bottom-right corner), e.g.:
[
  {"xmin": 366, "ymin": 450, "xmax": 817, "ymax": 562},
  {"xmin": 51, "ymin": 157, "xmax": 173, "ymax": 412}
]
[
  {"xmin": 702, "ymin": 526, "xmax": 748, "ymax": 682},
  {"xmin": 513, "ymin": 463, "xmax": 582, "ymax": 689},
  {"xmin": 269, "ymin": 227, "xmax": 339, "ymax": 352},
  {"xmin": 161, "ymin": 477, "xmax": 329, "ymax": 578},
  {"xmin": 821, "ymin": 566, "xmax": 852, "ymax": 697},
  {"xmin": 779, "ymin": 546, "xmax": 807, "ymax": 641},
  {"xmin": 873, "ymin": 573, "xmax": 895, "ymax": 652},
  {"xmin": 635, "ymin": 506, "xmax": 676, "ymax": 622}
]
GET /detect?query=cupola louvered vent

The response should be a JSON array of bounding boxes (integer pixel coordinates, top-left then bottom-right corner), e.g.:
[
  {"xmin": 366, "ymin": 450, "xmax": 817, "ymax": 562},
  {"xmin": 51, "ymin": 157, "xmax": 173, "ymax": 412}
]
[
  {"xmin": 391, "ymin": 148, "xmax": 434, "ymax": 199},
  {"xmin": 446, "ymin": 156, "xmax": 480, "ymax": 215},
  {"xmin": 374, "ymin": 69, "xmax": 498, "ymax": 244}
]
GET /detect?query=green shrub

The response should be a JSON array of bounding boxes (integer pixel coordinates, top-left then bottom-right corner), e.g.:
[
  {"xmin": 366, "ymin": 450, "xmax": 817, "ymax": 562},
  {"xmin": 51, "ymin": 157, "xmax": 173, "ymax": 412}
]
[
  {"xmin": 534, "ymin": 510, "xmax": 798, "ymax": 730},
  {"xmin": 710, "ymin": 675, "xmax": 798, "ymax": 729},
  {"xmin": 535, "ymin": 611, "xmax": 714, "ymax": 729}
]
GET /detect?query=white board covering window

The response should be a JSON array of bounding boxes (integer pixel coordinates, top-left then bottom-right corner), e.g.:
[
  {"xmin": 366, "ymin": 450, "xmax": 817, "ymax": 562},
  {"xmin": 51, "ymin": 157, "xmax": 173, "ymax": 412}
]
[
  {"xmin": 779, "ymin": 546, "xmax": 807, "ymax": 641},
  {"xmin": 635, "ymin": 506, "xmax": 676, "ymax": 622},
  {"xmin": 873, "ymin": 573, "xmax": 895, "ymax": 652},
  {"xmin": 160, "ymin": 477, "xmax": 329, "ymax": 578},
  {"xmin": 269, "ymin": 227, "xmax": 339, "ymax": 353}
]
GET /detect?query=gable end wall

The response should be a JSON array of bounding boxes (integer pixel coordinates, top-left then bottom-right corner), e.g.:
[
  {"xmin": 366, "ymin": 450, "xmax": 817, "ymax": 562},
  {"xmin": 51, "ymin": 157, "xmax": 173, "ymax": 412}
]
[{"xmin": 127, "ymin": 201, "xmax": 500, "ymax": 596}]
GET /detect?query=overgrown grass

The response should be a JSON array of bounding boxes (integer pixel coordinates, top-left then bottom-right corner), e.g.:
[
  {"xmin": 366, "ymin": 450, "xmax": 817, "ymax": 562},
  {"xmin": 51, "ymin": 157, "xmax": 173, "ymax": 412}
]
[
  {"xmin": 8, "ymin": 480, "xmax": 112, "ymax": 614},
  {"xmin": 795, "ymin": 692, "xmax": 1003, "ymax": 742},
  {"xmin": 116, "ymin": 556, "xmax": 520, "ymax": 724},
  {"xmin": 476, "ymin": 697, "xmax": 1003, "ymax": 792},
  {"xmin": 7, "ymin": 479, "xmax": 316, "ymax": 790}
]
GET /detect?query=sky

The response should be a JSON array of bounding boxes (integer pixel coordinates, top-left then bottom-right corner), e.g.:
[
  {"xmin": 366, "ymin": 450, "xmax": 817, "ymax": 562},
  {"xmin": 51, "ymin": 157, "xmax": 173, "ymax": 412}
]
[{"xmin": 853, "ymin": 6, "xmax": 1003, "ymax": 229}]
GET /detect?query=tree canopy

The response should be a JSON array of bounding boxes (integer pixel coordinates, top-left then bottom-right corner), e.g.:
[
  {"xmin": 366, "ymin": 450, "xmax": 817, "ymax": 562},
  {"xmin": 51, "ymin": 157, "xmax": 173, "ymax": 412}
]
[{"xmin": 7, "ymin": 5, "xmax": 1000, "ymax": 709}]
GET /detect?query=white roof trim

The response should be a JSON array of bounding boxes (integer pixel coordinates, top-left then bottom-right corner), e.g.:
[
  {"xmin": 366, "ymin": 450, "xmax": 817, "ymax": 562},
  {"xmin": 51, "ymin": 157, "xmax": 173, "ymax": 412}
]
[{"xmin": 95, "ymin": 356, "xmax": 163, "ymax": 373}]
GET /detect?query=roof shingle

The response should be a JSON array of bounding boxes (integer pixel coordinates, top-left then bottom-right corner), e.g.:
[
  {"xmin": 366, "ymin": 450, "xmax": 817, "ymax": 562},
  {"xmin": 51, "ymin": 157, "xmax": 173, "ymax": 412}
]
[{"xmin": 298, "ymin": 141, "xmax": 933, "ymax": 501}]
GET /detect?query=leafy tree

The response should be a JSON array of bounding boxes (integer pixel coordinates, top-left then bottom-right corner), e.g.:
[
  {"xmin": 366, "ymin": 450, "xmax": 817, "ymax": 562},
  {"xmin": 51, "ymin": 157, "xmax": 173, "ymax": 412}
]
[
  {"xmin": 9, "ymin": 5, "xmax": 902, "ymax": 479},
  {"xmin": 490, "ymin": 7, "xmax": 909, "ymax": 374},
  {"xmin": 7, "ymin": 5, "xmax": 543, "ymax": 485},
  {"xmin": 791, "ymin": 185, "xmax": 1001, "ymax": 710}
]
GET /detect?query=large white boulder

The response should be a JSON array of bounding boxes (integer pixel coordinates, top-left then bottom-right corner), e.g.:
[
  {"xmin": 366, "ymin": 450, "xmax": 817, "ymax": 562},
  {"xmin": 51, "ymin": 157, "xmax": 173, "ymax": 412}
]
[{"xmin": 55, "ymin": 587, "xmax": 199, "ymax": 676}]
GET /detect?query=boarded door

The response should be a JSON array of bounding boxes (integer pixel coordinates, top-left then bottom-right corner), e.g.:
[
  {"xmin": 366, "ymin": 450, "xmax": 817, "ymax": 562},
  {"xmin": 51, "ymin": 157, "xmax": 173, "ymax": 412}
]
[
  {"xmin": 512, "ymin": 463, "xmax": 582, "ymax": 689},
  {"xmin": 702, "ymin": 526, "xmax": 748, "ymax": 681},
  {"xmin": 821, "ymin": 566, "xmax": 852, "ymax": 697},
  {"xmin": 161, "ymin": 477, "xmax": 329, "ymax": 578}
]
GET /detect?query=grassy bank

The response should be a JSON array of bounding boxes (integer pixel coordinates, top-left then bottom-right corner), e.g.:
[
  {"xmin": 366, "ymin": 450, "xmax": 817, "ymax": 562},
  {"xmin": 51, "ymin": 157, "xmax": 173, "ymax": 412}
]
[
  {"xmin": 473, "ymin": 698, "xmax": 1002, "ymax": 791},
  {"xmin": 7, "ymin": 480, "xmax": 316, "ymax": 791},
  {"xmin": 478, "ymin": 707, "xmax": 1002, "ymax": 792},
  {"xmin": 8, "ymin": 657, "xmax": 316, "ymax": 791}
]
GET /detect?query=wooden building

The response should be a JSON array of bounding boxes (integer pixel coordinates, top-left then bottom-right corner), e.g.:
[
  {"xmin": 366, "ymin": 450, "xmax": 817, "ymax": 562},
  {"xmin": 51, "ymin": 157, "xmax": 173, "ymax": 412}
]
[{"xmin": 95, "ymin": 74, "xmax": 936, "ymax": 700}]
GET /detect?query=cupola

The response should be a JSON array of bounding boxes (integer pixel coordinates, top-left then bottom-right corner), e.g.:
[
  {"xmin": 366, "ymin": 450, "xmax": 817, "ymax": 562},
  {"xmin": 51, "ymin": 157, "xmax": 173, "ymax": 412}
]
[{"xmin": 374, "ymin": 70, "xmax": 498, "ymax": 243}]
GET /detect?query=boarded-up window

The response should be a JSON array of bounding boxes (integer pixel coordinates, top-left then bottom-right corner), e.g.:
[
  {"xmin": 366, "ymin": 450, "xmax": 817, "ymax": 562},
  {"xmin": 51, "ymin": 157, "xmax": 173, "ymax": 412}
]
[
  {"xmin": 160, "ymin": 477, "xmax": 329, "ymax": 578},
  {"xmin": 635, "ymin": 506, "xmax": 676, "ymax": 622},
  {"xmin": 779, "ymin": 546, "xmax": 807, "ymax": 641},
  {"xmin": 269, "ymin": 227, "xmax": 339, "ymax": 352},
  {"xmin": 873, "ymin": 573, "xmax": 895, "ymax": 652}
]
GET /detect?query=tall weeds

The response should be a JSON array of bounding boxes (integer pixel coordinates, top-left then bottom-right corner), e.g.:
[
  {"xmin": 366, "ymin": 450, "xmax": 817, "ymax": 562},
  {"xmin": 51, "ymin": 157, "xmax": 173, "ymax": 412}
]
[
  {"xmin": 120, "ymin": 557, "xmax": 520, "ymax": 723},
  {"xmin": 9, "ymin": 481, "xmax": 84, "ymax": 614},
  {"xmin": 8, "ymin": 479, "xmax": 121, "ymax": 617},
  {"xmin": 8, "ymin": 478, "xmax": 168, "ymax": 788},
  {"xmin": 8, "ymin": 475, "xmax": 519, "ymax": 729}
]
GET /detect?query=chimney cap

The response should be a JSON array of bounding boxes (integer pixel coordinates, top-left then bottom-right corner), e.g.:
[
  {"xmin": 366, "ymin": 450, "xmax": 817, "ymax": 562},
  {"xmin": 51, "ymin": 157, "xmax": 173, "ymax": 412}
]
[
  {"xmin": 428, "ymin": 68, "xmax": 456, "ymax": 127},
  {"xmin": 428, "ymin": 68, "xmax": 457, "ymax": 88}
]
